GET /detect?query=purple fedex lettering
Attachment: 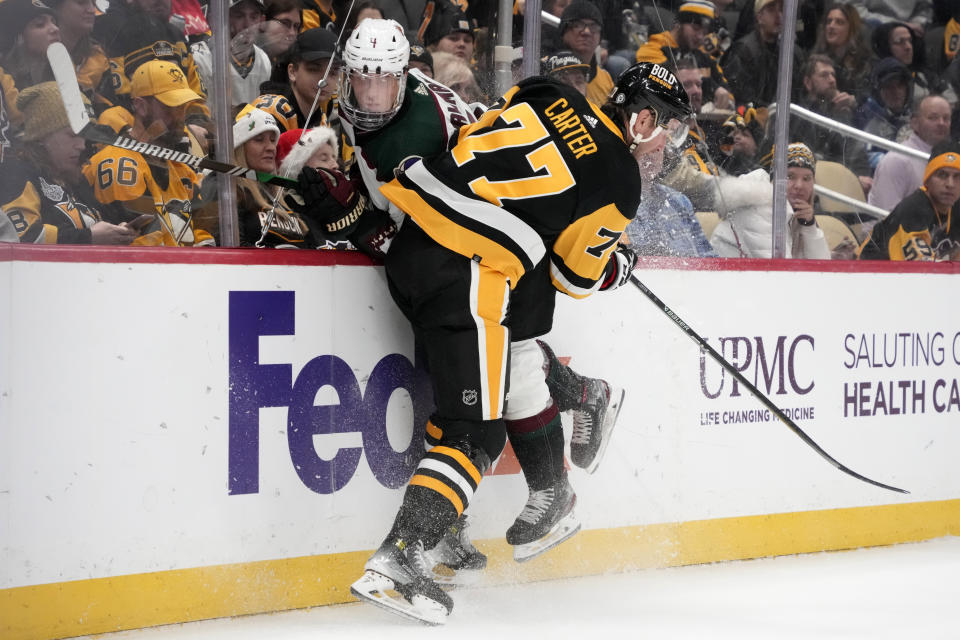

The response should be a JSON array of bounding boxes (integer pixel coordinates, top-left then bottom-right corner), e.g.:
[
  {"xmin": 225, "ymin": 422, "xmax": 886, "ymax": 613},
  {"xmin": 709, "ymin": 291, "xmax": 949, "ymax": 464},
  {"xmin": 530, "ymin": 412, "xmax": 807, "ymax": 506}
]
[
  {"xmin": 229, "ymin": 291, "xmax": 431, "ymax": 495},
  {"xmin": 229, "ymin": 291, "xmax": 294, "ymax": 494}
]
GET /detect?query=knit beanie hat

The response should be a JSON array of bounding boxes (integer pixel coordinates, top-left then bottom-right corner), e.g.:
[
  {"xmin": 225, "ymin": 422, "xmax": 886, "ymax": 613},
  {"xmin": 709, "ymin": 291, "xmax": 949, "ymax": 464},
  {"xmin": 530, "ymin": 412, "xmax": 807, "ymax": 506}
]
[
  {"xmin": 0, "ymin": 0, "xmax": 55, "ymax": 52},
  {"xmin": 758, "ymin": 142, "xmax": 816, "ymax": 174},
  {"xmin": 277, "ymin": 126, "xmax": 338, "ymax": 175},
  {"xmin": 560, "ymin": 1, "xmax": 603, "ymax": 34},
  {"xmin": 16, "ymin": 81, "xmax": 79, "ymax": 141},
  {"xmin": 677, "ymin": 0, "xmax": 715, "ymax": 25},
  {"xmin": 233, "ymin": 107, "xmax": 280, "ymax": 148},
  {"xmin": 923, "ymin": 140, "xmax": 960, "ymax": 184}
]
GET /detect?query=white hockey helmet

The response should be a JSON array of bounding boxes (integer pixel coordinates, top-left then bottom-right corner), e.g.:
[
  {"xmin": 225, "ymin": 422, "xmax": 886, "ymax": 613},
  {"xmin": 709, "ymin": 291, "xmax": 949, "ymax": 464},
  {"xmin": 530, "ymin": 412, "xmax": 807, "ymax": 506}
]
[{"xmin": 339, "ymin": 18, "xmax": 410, "ymax": 131}]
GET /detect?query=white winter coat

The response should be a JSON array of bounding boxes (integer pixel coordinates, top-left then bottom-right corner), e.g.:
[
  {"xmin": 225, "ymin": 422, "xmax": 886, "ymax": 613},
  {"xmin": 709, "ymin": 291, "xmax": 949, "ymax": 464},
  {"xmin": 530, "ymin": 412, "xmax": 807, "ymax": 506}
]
[{"xmin": 709, "ymin": 169, "xmax": 832, "ymax": 259}]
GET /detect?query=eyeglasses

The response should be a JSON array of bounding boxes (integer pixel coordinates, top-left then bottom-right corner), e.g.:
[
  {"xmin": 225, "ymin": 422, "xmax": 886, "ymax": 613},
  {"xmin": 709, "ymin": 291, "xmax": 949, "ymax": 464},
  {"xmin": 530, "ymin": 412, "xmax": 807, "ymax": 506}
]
[
  {"xmin": 276, "ymin": 18, "xmax": 301, "ymax": 32},
  {"xmin": 569, "ymin": 20, "xmax": 601, "ymax": 33}
]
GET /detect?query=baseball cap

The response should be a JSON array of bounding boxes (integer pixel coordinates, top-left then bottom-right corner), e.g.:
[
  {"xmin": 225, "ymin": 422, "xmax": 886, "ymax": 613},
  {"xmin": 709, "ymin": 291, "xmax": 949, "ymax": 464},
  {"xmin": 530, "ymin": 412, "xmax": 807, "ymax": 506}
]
[
  {"xmin": 291, "ymin": 28, "xmax": 338, "ymax": 63},
  {"xmin": 409, "ymin": 42, "xmax": 434, "ymax": 74},
  {"xmin": 754, "ymin": 0, "xmax": 780, "ymax": 13},
  {"xmin": 542, "ymin": 51, "xmax": 589, "ymax": 76},
  {"xmin": 233, "ymin": 107, "xmax": 281, "ymax": 148},
  {"xmin": 229, "ymin": 0, "xmax": 264, "ymax": 10},
  {"xmin": 130, "ymin": 60, "xmax": 202, "ymax": 106},
  {"xmin": 0, "ymin": 0, "xmax": 55, "ymax": 52}
]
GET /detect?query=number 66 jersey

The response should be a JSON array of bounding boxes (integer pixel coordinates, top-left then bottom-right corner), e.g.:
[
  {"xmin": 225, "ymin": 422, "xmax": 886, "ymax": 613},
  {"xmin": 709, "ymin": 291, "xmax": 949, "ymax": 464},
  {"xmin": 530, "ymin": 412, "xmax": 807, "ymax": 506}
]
[{"xmin": 380, "ymin": 77, "xmax": 641, "ymax": 299}]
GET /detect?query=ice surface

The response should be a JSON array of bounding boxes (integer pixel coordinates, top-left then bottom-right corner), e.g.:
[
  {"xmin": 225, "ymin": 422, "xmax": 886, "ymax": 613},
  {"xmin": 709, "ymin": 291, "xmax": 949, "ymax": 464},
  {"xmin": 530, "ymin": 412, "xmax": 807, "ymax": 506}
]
[{"xmin": 83, "ymin": 537, "xmax": 960, "ymax": 639}]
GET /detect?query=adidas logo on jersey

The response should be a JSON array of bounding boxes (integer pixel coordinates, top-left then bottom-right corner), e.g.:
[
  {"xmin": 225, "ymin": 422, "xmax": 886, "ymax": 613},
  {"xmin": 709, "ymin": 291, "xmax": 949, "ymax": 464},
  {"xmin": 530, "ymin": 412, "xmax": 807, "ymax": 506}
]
[
  {"xmin": 415, "ymin": 84, "xmax": 429, "ymax": 96},
  {"xmin": 583, "ymin": 114, "xmax": 598, "ymax": 128}
]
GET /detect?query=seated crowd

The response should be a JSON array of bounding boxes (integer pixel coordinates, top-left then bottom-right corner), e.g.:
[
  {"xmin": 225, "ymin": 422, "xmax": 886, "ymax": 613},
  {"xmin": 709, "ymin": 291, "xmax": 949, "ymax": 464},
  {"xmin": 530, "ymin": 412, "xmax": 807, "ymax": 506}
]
[{"xmin": 0, "ymin": 0, "xmax": 958, "ymax": 261}]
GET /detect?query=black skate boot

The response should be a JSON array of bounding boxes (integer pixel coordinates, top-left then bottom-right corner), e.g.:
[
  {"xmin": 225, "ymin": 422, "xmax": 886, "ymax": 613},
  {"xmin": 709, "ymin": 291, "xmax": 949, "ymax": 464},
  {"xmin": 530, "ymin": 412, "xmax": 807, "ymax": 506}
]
[
  {"xmin": 350, "ymin": 537, "xmax": 453, "ymax": 625},
  {"xmin": 539, "ymin": 339, "xmax": 625, "ymax": 474},
  {"xmin": 506, "ymin": 475, "xmax": 581, "ymax": 563},
  {"xmin": 429, "ymin": 514, "xmax": 487, "ymax": 586},
  {"xmin": 569, "ymin": 378, "xmax": 625, "ymax": 474}
]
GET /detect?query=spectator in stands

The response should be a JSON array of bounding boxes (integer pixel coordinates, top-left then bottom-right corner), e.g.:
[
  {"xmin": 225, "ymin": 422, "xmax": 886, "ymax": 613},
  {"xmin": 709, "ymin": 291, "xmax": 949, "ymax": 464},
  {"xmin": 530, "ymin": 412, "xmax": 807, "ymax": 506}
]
[
  {"xmin": 298, "ymin": 0, "xmax": 337, "ymax": 31},
  {"xmin": 710, "ymin": 142, "xmax": 832, "ymax": 258},
  {"xmin": 635, "ymin": 1, "xmax": 733, "ymax": 110},
  {"xmin": 343, "ymin": 1, "xmax": 384, "ymax": 35},
  {"xmin": 192, "ymin": 0, "xmax": 272, "ymax": 109},
  {"xmin": 557, "ymin": 1, "xmax": 613, "ymax": 106},
  {"xmin": 812, "ymin": 3, "xmax": 874, "ymax": 100},
  {"xmin": 423, "ymin": 5, "xmax": 474, "ymax": 63},
  {"xmin": 48, "ymin": 0, "xmax": 110, "ymax": 105},
  {"xmin": 84, "ymin": 60, "xmax": 214, "ymax": 246},
  {"xmin": 871, "ymin": 21, "xmax": 949, "ymax": 101},
  {"xmin": 661, "ymin": 58, "xmax": 721, "ymax": 211},
  {"xmin": 722, "ymin": 0, "xmax": 798, "ymax": 109},
  {"xmin": 625, "ymin": 102, "xmax": 717, "ymax": 258},
  {"xmin": 541, "ymin": 50, "xmax": 589, "ymax": 97},
  {"xmin": 0, "ymin": 82, "xmax": 139, "ymax": 245},
  {"xmin": 789, "ymin": 53, "xmax": 873, "ymax": 193},
  {"xmin": 252, "ymin": 27, "xmax": 339, "ymax": 133},
  {"xmin": 0, "ymin": 0, "xmax": 60, "ymax": 90},
  {"xmin": 854, "ymin": 57, "xmax": 914, "ymax": 167},
  {"xmin": 869, "ymin": 94, "xmax": 952, "ymax": 211},
  {"xmin": 232, "ymin": 107, "xmax": 316, "ymax": 247},
  {"xmin": 850, "ymin": 0, "xmax": 932, "ymax": 36},
  {"xmin": 432, "ymin": 51, "xmax": 483, "ymax": 103},
  {"xmin": 276, "ymin": 125, "xmax": 339, "ymax": 174},
  {"xmin": 0, "ymin": 74, "xmax": 12, "ymax": 162},
  {"xmin": 408, "ymin": 42, "xmax": 434, "ymax": 78},
  {"xmin": 718, "ymin": 109, "xmax": 763, "ymax": 176},
  {"xmin": 93, "ymin": 0, "xmax": 209, "ymax": 126},
  {"xmin": 260, "ymin": 0, "xmax": 301, "ymax": 61},
  {"xmin": 859, "ymin": 140, "xmax": 960, "ymax": 260}
]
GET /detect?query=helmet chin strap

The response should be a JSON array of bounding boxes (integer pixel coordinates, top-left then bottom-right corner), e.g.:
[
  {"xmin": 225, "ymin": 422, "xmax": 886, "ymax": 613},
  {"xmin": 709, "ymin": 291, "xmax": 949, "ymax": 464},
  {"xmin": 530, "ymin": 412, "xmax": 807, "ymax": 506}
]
[{"xmin": 627, "ymin": 112, "xmax": 664, "ymax": 152}]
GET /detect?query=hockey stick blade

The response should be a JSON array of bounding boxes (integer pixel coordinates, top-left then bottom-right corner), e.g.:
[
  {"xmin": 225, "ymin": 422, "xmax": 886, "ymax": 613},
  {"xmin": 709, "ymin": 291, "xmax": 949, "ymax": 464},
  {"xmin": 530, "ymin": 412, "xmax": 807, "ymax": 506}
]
[
  {"xmin": 629, "ymin": 275, "xmax": 908, "ymax": 494},
  {"xmin": 46, "ymin": 43, "xmax": 297, "ymax": 190}
]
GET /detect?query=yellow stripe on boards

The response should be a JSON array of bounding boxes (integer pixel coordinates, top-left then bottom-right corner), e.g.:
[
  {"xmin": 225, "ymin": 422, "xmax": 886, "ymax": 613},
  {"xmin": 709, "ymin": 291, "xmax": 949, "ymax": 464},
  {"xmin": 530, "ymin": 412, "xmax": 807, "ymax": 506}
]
[{"xmin": 3, "ymin": 499, "xmax": 958, "ymax": 639}]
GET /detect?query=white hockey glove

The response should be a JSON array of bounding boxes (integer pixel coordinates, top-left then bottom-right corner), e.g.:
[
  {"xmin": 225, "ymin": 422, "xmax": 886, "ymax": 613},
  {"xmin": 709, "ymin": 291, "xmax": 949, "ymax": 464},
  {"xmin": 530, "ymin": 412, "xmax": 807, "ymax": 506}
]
[{"xmin": 599, "ymin": 244, "xmax": 637, "ymax": 291}]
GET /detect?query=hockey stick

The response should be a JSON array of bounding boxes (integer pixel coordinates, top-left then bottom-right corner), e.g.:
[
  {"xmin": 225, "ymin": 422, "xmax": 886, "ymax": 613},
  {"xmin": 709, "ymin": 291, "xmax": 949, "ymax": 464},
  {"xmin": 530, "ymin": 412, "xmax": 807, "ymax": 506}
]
[
  {"xmin": 629, "ymin": 274, "xmax": 908, "ymax": 494},
  {"xmin": 46, "ymin": 43, "xmax": 297, "ymax": 189}
]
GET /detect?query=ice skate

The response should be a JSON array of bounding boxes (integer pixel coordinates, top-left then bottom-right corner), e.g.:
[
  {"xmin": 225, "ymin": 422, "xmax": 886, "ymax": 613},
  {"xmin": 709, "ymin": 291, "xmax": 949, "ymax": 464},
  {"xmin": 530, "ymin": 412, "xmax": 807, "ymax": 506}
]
[
  {"xmin": 570, "ymin": 379, "xmax": 625, "ymax": 474},
  {"xmin": 428, "ymin": 514, "xmax": 487, "ymax": 586},
  {"xmin": 350, "ymin": 537, "xmax": 453, "ymax": 625},
  {"xmin": 506, "ymin": 476, "xmax": 581, "ymax": 563}
]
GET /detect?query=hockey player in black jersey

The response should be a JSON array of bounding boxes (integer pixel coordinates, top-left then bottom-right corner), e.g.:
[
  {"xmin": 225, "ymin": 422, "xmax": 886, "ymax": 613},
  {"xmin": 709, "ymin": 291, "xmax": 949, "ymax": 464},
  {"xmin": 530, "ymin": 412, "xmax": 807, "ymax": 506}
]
[
  {"xmin": 314, "ymin": 55, "xmax": 693, "ymax": 624},
  {"xmin": 305, "ymin": 17, "xmax": 639, "ymax": 581}
]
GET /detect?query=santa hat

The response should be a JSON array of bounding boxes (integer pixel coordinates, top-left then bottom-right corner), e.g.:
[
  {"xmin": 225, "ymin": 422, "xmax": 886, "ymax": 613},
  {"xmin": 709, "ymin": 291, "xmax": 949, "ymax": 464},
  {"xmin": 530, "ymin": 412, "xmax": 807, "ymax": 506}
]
[{"xmin": 277, "ymin": 126, "xmax": 339, "ymax": 176}]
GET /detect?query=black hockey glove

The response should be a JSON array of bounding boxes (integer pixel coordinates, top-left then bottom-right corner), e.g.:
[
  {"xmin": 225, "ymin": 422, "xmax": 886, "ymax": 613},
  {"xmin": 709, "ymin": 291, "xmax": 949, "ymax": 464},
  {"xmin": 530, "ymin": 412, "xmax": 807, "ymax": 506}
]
[
  {"xmin": 599, "ymin": 244, "xmax": 637, "ymax": 291},
  {"xmin": 347, "ymin": 204, "xmax": 397, "ymax": 261},
  {"xmin": 293, "ymin": 167, "xmax": 368, "ymax": 239}
]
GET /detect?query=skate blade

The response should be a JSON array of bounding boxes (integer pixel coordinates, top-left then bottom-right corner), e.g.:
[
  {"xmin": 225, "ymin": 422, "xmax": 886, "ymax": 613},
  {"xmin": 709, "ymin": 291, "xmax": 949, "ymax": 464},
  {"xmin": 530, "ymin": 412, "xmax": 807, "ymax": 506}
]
[
  {"xmin": 350, "ymin": 570, "xmax": 448, "ymax": 626},
  {"xmin": 512, "ymin": 513, "xmax": 582, "ymax": 563},
  {"xmin": 584, "ymin": 386, "xmax": 625, "ymax": 475},
  {"xmin": 430, "ymin": 563, "xmax": 483, "ymax": 588}
]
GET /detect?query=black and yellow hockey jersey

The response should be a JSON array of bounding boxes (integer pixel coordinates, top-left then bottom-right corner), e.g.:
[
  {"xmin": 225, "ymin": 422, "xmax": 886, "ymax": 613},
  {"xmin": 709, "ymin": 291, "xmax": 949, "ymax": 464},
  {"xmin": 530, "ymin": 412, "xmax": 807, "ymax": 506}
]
[
  {"xmin": 83, "ymin": 146, "xmax": 214, "ymax": 246},
  {"xmin": 858, "ymin": 188, "xmax": 960, "ymax": 261},
  {"xmin": 93, "ymin": 3, "xmax": 207, "ymax": 118},
  {"xmin": 0, "ymin": 161, "xmax": 105, "ymax": 244},
  {"xmin": 380, "ymin": 77, "xmax": 640, "ymax": 298}
]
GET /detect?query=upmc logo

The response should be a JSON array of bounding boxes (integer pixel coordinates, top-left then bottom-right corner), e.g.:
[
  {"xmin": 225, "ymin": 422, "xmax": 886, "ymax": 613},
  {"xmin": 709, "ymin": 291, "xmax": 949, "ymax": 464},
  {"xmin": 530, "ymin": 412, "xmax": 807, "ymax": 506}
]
[
  {"xmin": 227, "ymin": 291, "xmax": 431, "ymax": 495},
  {"xmin": 700, "ymin": 334, "xmax": 815, "ymax": 398}
]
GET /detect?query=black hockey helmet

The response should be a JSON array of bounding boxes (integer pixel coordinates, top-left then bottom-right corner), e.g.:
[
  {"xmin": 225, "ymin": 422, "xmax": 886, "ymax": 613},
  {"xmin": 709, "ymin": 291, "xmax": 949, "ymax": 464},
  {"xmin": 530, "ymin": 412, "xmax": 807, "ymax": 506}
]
[{"xmin": 607, "ymin": 61, "xmax": 693, "ymax": 129}]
